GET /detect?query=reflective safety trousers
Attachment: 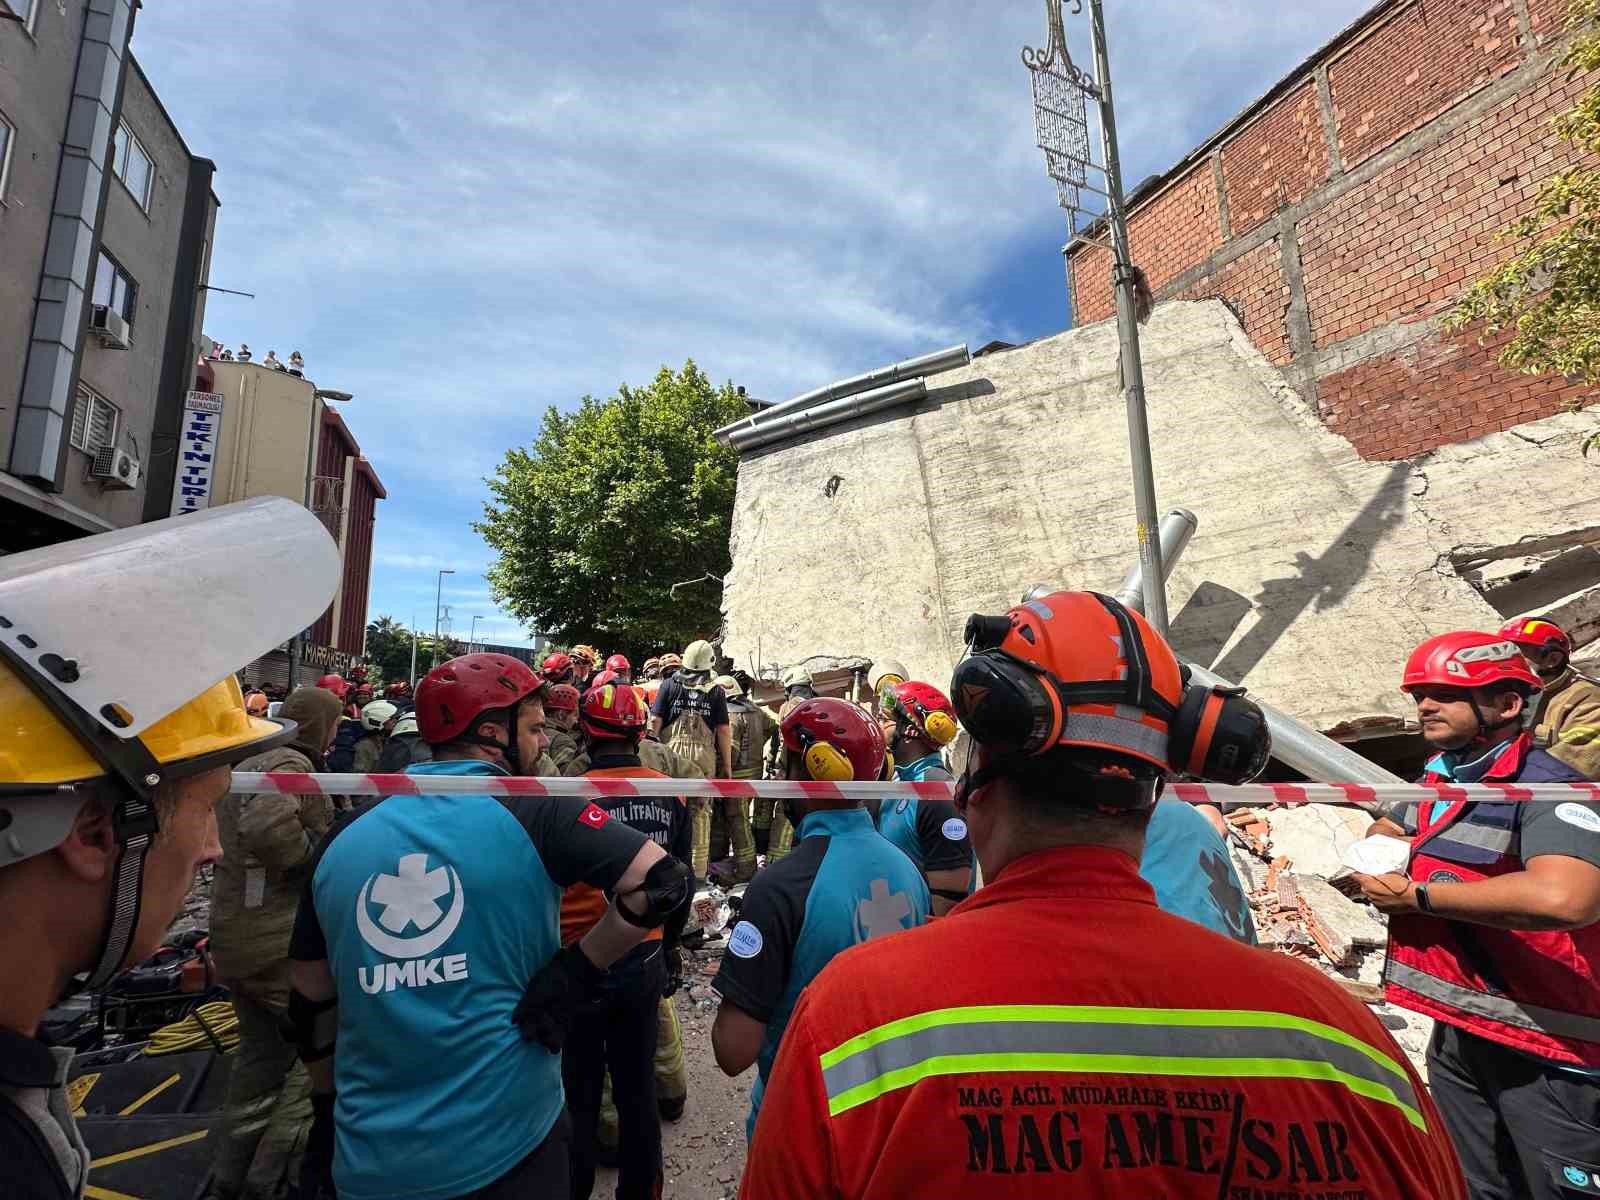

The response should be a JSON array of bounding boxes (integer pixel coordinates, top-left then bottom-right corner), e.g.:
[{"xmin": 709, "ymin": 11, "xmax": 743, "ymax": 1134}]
[
  {"xmin": 1386, "ymin": 749, "xmax": 1600, "ymax": 1066},
  {"xmin": 739, "ymin": 845, "xmax": 1467, "ymax": 1200}
]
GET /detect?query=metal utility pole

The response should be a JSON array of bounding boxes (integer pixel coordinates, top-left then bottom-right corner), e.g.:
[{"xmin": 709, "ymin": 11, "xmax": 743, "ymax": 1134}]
[
  {"xmin": 409, "ymin": 609, "xmax": 420, "ymax": 688},
  {"xmin": 432, "ymin": 569, "xmax": 454, "ymax": 669},
  {"xmin": 470, "ymin": 615, "xmax": 484, "ymax": 654},
  {"xmin": 1023, "ymin": 0, "xmax": 1169, "ymax": 636}
]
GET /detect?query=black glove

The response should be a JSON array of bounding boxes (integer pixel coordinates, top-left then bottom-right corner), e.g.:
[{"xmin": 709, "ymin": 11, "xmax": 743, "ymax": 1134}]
[
  {"xmin": 662, "ymin": 943, "xmax": 685, "ymax": 998},
  {"xmin": 298, "ymin": 1091, "xmax": 336, "ymax": 1200},
  {"xmin": 512, "ymin": 944, "xmax": 605, "ymax": 1052}
]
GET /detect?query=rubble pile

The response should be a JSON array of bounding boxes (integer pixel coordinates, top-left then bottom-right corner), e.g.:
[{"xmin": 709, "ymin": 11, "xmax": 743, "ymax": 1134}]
[{"xmin": 1225, "ymin": 804, "xmax": 1433, "ymax": 1073}]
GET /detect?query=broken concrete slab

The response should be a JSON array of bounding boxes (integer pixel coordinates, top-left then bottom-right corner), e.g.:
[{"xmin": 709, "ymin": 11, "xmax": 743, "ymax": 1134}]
[{"xmin": 1264, "ymin": 804, "xmax": 1374, "ymax": 878}]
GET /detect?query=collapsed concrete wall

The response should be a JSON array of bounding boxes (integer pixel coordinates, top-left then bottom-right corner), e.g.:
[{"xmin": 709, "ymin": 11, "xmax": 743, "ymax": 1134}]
[{"xmin": 723, "ymin": 300, "xmax": 1600, "ymax": 733}]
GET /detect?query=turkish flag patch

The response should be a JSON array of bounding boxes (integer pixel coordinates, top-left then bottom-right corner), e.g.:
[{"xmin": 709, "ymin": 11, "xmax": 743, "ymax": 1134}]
[{"xmin": 578, "ymin": 803, "xmax": 611, "ymax": 829}]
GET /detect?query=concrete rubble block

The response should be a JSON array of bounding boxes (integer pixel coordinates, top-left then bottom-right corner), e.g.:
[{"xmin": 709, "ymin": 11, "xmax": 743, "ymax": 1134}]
[
  {"xmin": 1295, "ymin": 875, "xmax": 1388, "ymax": 967},
  {"xmin": 1265, "ymin": 803, "xmax": 1373, "ymax": 878}
]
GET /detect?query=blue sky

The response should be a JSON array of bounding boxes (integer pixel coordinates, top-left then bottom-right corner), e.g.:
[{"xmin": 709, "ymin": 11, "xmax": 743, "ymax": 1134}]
[{"xmin": 129, "ymin": 1, "xmax": 1371, "ymax": 649}]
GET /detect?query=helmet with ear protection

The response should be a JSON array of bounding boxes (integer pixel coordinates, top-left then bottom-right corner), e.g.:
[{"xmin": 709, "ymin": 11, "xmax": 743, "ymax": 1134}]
[
  {"xmin": 780, "ymin": 698, "xmax": 887, "ymax": 783},
  {"xmin": 949, "ymin": 591, "xmax": 1269, "ymax": 785},
  {"xmin": 887, "ymin": 681, "xmax": 959, "ymax": 747}
]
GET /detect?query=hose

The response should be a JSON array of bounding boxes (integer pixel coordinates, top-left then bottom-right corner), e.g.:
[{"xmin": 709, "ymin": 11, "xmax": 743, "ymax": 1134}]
[{"xmin": 143, "ymin": 1001, "xmax": 239, "ymax": 1056}]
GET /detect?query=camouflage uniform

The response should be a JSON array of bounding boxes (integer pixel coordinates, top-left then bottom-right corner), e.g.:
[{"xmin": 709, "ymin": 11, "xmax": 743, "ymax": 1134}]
[
  {"xmin": 208, "ymin": 687, "xmax": 341, "ymax": 1199},
  {"xmin": 545, "ymin": 725, "xmax": 585, "ymax": 777},
  {"xmin": 712, "ymin": 697, "xmax": 773, "ymax": 881},
  {"xmin": 757, "ymin": 695, "xmax": 809, "ymax": 862},
  {"xmin": 351, "ymin": 731, "xmax": 383, "ymax": 773}
]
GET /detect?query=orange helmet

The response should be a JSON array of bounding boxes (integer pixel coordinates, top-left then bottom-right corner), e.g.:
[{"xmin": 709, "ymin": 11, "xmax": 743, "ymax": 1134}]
[{"xmin": 952, "ymin": 591, "xmax": 1268, "ymax": 784}]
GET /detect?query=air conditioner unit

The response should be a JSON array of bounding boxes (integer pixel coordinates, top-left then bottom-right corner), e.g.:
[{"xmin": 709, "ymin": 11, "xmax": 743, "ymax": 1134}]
[
  {"xmin": 90, "ymin": 445, "xmax": 140, "ymax": 489},
  {"xmin": 88, "ymin": 305, "xmax": 131, "ymax": 350}
]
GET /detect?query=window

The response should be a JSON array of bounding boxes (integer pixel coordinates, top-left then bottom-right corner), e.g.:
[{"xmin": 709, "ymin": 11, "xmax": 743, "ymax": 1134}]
[
  {"xmin": 112, "ymin": 121, "xmax": 152, "ymax": 210},
  {"xmin": 0, "ymin": 112, "xmax": 13, "ymax": 203},
  {"xmin": 70, "ymin": 385, "xmax": 119, "ymax": 455},
  {"xmin": 92, "ymin": 249, "xmax": 137, "ymax": 324},
  {"xmin": 1, "ymin": 0, "xmax": 36, "ymax": 34}
]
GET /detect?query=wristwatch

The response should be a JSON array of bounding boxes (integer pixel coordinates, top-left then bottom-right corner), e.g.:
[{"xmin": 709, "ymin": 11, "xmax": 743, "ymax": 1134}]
[{"xmin": 1414, "ymin": 883, "xmax": 1433, "ymax": 913}]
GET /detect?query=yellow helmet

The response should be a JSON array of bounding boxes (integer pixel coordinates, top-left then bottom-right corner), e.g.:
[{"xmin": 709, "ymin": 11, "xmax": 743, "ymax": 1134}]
[{"xmin": 0, "ymin": 665, "xmax": 287, "ymax": 788}]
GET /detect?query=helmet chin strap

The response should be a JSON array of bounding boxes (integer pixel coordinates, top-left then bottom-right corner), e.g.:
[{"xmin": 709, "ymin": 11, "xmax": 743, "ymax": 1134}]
[{"xmin": 461, "ymin": 726, "xmax": 519, "ymax": 774}]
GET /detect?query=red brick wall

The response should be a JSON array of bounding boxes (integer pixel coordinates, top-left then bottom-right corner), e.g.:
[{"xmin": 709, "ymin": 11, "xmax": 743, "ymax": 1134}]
[
  {"xmin": 1299, "ymin": 62, "xmax": 1590, "ymax": 347},
  {"xmin": 1321, "ymin": 325, "xmax": 1590, "ymax": 459},
  {"xmin": 1220, "ymin": 82, "xmax": 1329, "ymax": 236},
  {"xmin": 1070, "ymin": 243, "xmax": 1114, "ymax": 326},
  {"xmin": 1175, "ymin": 238, "xmax": 1294, "ymax": 366},
  {"xmin": 1530, "ymin": 0, "xmax": 1574, "ymax": 40},
  {"xmin": 1328, "ymin": 0, "xmax": 1522, "ymax": 169}
]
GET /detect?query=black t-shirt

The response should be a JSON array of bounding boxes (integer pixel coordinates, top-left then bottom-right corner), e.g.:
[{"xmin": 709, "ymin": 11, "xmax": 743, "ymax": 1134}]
[
  {"xmin": 650, "ymin": 676, "xmax": 729, "ymax": 730},
  {"xmin": 711, "ymin": 835, "xmax": 829, "ymax": 1023}
]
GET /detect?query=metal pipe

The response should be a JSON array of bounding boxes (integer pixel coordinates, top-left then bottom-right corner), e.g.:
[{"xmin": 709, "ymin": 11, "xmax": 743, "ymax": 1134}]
[
  {"xmin": 1114, "ymin": 509, "xmax": 1195, "ymax": 609},
  {"xmin": 715, "ymin": 344, "xmax": 969, "ymax": 444},
  {"xmin": 1088, "ymin": 0, "xmax": 1169, "ymax": 639},
  {"xmin": 731, "ymin": 378, "xmax": 928, "ymax": 453}
]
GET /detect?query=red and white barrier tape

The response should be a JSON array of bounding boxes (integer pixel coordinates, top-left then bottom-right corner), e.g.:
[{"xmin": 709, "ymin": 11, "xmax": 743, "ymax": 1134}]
[{"xmin": 230, "ymin": 773, "xmax": 1600, "ymax": 806}]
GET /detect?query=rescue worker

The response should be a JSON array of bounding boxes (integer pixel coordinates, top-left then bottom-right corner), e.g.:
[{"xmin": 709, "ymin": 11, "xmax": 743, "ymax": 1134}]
[
  {"xmin": 1500, "ymin": 615, "xmax": 1600, "ymax": 778},
  {"xmin": 288, "ymin": 653, "xmax": 692, "ymax": 1200},
  {"xmin": 741, "ymin": 591, "xmax": 1467, "ymax": 1199},
  {"xmin": 383, "ymin": 679, "xmax": 411, "ymax": 705},
  {"xmin": 571, "ymin": 644, "xmax": 600, "ymax": 689},
  {"xmin": 543, "ymin": 651, "xmax": 577, "ymax": 687},
  {"xmin": 707, "ymin": 674, "xmax": 766, "ymax": 886},
  {"xmin": 711, "ymin": 698, "xmax": 928, "ymax": 1141},
  {"xmin": 868, "ymin": 658, "xmax": 908, "ymax": 722},
  {"xmin": 651, "ymin": 640, "xmax": 732, "ymax": 885},
  {"xmin": 324, "ymin": 694, "xmax": 366, "ymax": 773},
  {"xmin": 757, "ymin": 665, "xmax": 818, "ymax": 863},
  {"xmin": 373, "ymin": 712, "xmax": 429, "ymax": 772},
  {"xmin": 315, "ymin": 673, "xmax": 349, "ymax": 703},
  {"xmin": 874, "ymin": 681, "xmax": 973, "ymax": 915},
  {"xmin": 350, "ymin": 699, "xmax": 397, "ymax": 773},
  {"xmin": 657, "ymin": 653, "xmax": 682, "ymax": 681},
  {"xmin": 560, "ymin": 684, "xmax": 692, "ymax": 1200},
  {"xmin": 641, "ymin": 657, "xmax": 662, "ymax": 682},
  {"xmin": 208, "ymin": 685, "xmax": 344, "ymax": 1200},
  {"xmin": 1350, "ymin": 631, "xmax": 1600, "ymax": 1198},
  {"xmin": 0, "ymin": 498, "xmax": 339, "ymax": 1200},
  {"xmin": 543, "ymin": 684, "xmax": 586, "ymax": 776},
  {"xmin": 605, "ymin": 653, "xmax": 633, "ymax": 685},
  {"xmin": 244, "ymin": 689, "xmax": 271, "ymax": 717}
]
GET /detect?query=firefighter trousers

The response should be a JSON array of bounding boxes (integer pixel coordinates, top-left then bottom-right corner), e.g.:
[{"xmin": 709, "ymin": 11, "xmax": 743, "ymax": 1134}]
[
  {"xmin": 210, "ymin": 990, "xmax": 311, "ymax": 1198},
  {"xmin": 600, "ymin": 996, "xmax": 687, "ymax": 1147},
  {"xmin": 1427, "ymin": 1022, "xmax": 1600, "ymax": 1200}
]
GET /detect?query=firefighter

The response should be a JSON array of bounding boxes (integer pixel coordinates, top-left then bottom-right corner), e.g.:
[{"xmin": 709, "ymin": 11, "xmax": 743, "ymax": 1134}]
[
  {"xmin": 0, "ymin": 499, "xmax": 339, "ymax": 1200},
  {"xmin": 711, "ymin": 698, "xmax": 928, "ymax": 1142},
  {"xmin": 605, "ymin": 654, "xmax": 633, "ymax": 685},
  {"xmin": 707, "ymin": 674, "xmax": 767, "ymax": 885},
  {"xmin": 560, "ymin": 683, "xmax": 691, "ymax": 1200},
  {"xmin": 741, "ymin": 591, "xmax": 1467, "ymax": 1199},
  {"xmin": 542, "ymin": 652, "xmax": 577, "ymax": 687},
  {"xmin": 1500, "ymin": 615, "xmax": 1600, "ymax": 779},
  {"xmin": 1352, "ymin": 631, "xmax": 1600, "ymax": 1198},
  {"xmin": 874, "ymin": 681, "xmax": 973, "ymax": 914},
  {"xmin": 543, "ymin": 683, "xmax": 586, "ymax": 775},
  {"xmin": 570, "ymin": 645, "xmax": 600, "ymax": 689},
  {"xmin": 652, "ymin": 640, "xmax": 731, "ymax": 884},
  {"xmin": 288, "ymin": 653, "xmax": 690, "ymax": 1200},
  {"xmin": 757, "ymin": 665, "xmax": 818, "ymax": 864}
]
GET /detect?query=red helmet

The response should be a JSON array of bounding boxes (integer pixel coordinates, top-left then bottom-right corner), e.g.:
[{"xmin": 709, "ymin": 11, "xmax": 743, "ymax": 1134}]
[
  {"xmin": 1498, "ymin": 617, "xmax": 1571, "ymax": 657},
  {"xmin": 605, "ymin": 654, "xmax": 631, "ymax": 673},
  {"xmin": 590, "ymin": 669, "xmax": 620, "ymax": 690},
  {"xmin": 1401, "ymin": 632, "xmax": 1542, "ymax": 694},
  {"xmin": 386, "ymin": 679, "xmax": 412, "ymax": 698},
  {"xmin": 545, "ymin": 683, "xmax": 580, "ymax": 712},
  {"xmin": 581, "ymin": 681, "xmax": 648, "ymax": 740},
  {"xmin": 542, "ymin": 652, "xmax": 574, "ymax": 681},
  {"xmin": 316, "ymin": 673, "xmax": 349, "ymax": 700},
  {"xmin": 781, "ymin": 698, "xmax": 888, "ymax": 782},
  {"xmin": 886, "ymin": 681, "xmax": 959, "ymax": 746},
  {"xmin": 415, "ymin": 653, "xmax": 545, "ymax": 743}
]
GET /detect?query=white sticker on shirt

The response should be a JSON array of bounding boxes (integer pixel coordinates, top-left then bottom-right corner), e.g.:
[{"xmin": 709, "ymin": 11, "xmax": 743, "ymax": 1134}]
[
  {"xmin": 1554, "ymin": 802, "xmax": 1600, "ymax": 833},
  {"xmin": 244, "ymin": 867, "xmax": 266, "ymax": 909},
  {"xmin": 941, "ymin": 817, "xmax": 968, "ymax": 842},
  {"xmin": 727, "ymin": 920, "xmax": 764, "ymax": 959}
]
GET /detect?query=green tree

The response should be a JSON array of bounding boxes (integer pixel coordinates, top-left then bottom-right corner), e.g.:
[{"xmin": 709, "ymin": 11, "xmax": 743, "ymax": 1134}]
[
  {"xmin": 477, "ymin": 361, "xmax": 748, "ymax": 660},
  {"xmin": 1446, "ymin": 0, "xmax": 1600, "ymax": 423},
  {"xmin": 364, "ymin": 615, "xmax": 415, "ymax": 686}
]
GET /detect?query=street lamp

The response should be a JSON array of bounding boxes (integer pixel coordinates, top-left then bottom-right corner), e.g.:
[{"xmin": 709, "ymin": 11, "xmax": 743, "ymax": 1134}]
[
  {"xmin": 470, "ymin": 615, "xmax": 485, "ymax": 654},
  {"xmin": 433, "ymin": 569, "xmax": 455, "ymax": 669},
  {"xmin": 1023, "ymin": 0, "xmax": 1169, "ymax": 636}
]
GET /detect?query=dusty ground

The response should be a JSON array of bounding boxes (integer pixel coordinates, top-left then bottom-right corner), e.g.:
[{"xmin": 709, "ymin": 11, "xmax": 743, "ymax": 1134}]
[{"xmin": 594, "ymin": 938, "xmax": 752, "ymax": 1200}]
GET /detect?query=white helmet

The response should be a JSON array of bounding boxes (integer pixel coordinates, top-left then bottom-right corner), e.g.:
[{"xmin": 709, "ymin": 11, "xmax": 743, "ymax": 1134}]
[
  {"xmin": 361, "ymin": 700, "xmax": 399, "ymax": 731},
  {"xmin": 391, "ymin": 713, "xmax": 419, "ymax": 737}
]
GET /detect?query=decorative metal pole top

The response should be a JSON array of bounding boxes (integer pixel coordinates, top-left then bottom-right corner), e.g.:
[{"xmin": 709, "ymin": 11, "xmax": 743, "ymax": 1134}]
[{"xmin": 1021, "ymin": 0, "xmax": 1103, "ymax": 231}]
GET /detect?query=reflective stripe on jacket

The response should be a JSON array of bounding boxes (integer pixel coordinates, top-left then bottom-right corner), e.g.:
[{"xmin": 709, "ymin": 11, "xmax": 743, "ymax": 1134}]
[{"xmin": 1385, "ymin": 733, "xmax": 1600, "ymax": 1066}]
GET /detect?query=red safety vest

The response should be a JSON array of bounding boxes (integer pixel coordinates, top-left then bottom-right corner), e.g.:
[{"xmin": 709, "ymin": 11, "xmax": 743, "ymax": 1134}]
[{"xmin": 1384, "ymin": 734, "xmax": 1600, "ymax": 1066}]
